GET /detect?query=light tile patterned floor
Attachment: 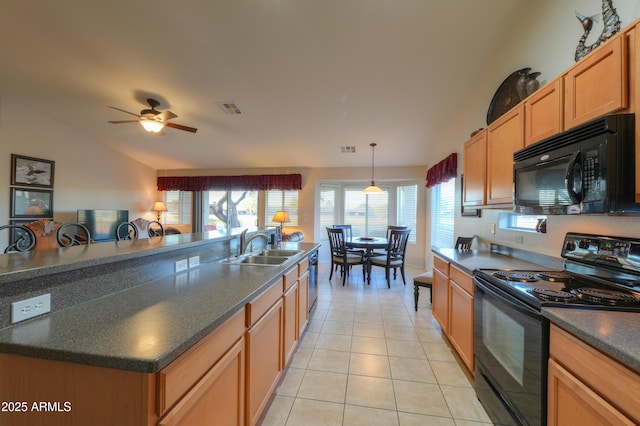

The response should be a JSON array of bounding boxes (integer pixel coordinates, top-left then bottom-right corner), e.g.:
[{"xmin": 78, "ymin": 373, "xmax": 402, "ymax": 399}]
[{"xmin": 258, "ymin": 262, "xmax": 494, "ymax": 426}]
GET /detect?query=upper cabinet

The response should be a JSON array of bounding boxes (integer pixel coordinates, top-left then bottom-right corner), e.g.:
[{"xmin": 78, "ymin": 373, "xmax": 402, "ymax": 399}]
[
  {"xmin": 487, "ymin": 104, "xmax": 524, "ymax": 206},
  {"xmin": 462, "ymin": 129, "xmax": 487, "ymax": 207},
  {"xmin": 564, "ymin": 35, "xmax": 628, "ymax": 130},
  {"xmin": 524, "ymin": 78, "xmax": 563, "ymax": 146}
]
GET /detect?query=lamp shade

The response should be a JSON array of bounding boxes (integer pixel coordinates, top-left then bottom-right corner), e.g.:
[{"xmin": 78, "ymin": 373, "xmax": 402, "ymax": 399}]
[
  {"xmin": 152, "ymin": 201, "xmax": 168, "ymax": 212},
  {"xmin": 363, "ymin": 182, "xmax": 383, "ymax": 193},
  {"xmin": 272, "ymin": 210, "xmax": 290, "ymax": 224}
]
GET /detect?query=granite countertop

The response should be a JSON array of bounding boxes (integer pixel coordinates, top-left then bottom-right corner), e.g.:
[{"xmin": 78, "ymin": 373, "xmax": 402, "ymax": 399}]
[
  {"xmin": 433, "ymin": 247, "xmax": 563, "ymax": 275},
  {"xmin": 0, "ymin": 241, "xmax": 320, "ymax": 374},
  {"xmin": 543, "ymin": 308, "xmax": 640, "ymax": 373}
]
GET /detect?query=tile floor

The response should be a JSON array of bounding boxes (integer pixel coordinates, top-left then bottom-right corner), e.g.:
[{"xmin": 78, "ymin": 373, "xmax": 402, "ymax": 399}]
[{"xmin": 258, "ymin": 262, "xmax": 493, "ymax": 425}]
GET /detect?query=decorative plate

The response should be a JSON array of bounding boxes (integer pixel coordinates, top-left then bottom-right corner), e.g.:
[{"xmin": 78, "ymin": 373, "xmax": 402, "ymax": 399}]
[
  {"xmin": 486, "ymin": 68, "xmax": 529, "ymax": 125},
  {"xmin": 359, "ymin": 237, "xmax": 374, "ymax": 241}
]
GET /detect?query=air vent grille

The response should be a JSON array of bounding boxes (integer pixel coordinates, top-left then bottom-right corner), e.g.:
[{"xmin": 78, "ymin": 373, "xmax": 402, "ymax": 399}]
[
  {"xmin": 341, "ymin": 146, "xmax": 356, "ymax": 153},
  {"xmin": 217, "ymin": 102, "xmax": 242, "ymax": 115}
]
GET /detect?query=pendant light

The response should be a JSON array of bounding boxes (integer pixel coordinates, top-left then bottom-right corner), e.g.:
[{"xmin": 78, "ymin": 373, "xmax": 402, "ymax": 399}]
[{"xmin": 363, "ymin": 142, "xmax": 383, "ymax": 193}]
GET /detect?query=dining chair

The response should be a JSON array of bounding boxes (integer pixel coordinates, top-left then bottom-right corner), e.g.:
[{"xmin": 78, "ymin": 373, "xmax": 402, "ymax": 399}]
[
  {"xmin": 455, "ymin": 236, "xmax": 474, "ymax": 250},
  {"xmin": 371, "ymin": 225, "xmax": 409, "ymax": 258},
  {"xmin": 1, "ymin": 224, "xmax": 36, "ymax": 253},
  {"xmin": 2, "ymin": 220, "xmax": 91, "ymax": 252},
  {"xmin": 116, "ymin": 218, "xmax": 165, "ymax": 240},
  {"xmin": 332, "ymin": 224, "xmax": 365, "ymax": 271},
  {"xmin": 326, "ymin": 227, "xmax": 366, "ymax": 286},
  {"xmin": 370, "ymin": 228, "xmax": 411, "ymax": 288}
]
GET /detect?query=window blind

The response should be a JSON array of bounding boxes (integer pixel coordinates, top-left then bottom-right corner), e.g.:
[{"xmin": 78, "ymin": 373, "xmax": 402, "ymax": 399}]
[
  {"xmin": 431, "ymin": 178, "xmax": 455, "ymax": 249},
  {"xmin": 266, "ymin": 190, "xmax": 299, "ymax": 226},
  {"xmin": 397, "ymin": 184, "xmax": 417, "ymax": 243}
]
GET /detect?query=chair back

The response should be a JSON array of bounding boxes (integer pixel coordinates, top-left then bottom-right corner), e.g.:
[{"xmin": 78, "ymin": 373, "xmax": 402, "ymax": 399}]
[
  {"xmin": 387, "ymin": 228, "xmax": 411, "ymax": 260},
  {"xmin": 455, "ymin": 236, "xmax": 474, "ymax": 250},
  {"xmin": 56, "ymin": 223, "xmax": 92, "ymax": 247},
  {"xmin": 117, "ymin": 219, "xmax": 165, "ymax": 240},
  {"xmin": 326, "ymin": 227, "xmax": 347, "ymax": 257},
  {"xmin": 1, "ymin": 224, "xmax": 36, "ymax": 253},
  {"xmin": 332, "ymin": 224, "xmax": 353, "ymax": 241},
  {"xmin": 386, "ymin": 225, "xmax": 408, "ymax": 238}
]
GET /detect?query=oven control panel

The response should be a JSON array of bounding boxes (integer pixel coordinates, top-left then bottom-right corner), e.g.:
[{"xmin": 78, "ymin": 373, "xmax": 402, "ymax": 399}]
[{"xmin": 562, "ymin": 233, "xmax": 639, "ymax": 272}]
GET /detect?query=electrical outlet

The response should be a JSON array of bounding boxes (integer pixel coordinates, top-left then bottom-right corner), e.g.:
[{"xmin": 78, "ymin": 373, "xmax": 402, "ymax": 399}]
[
  {"xmin": 491, "ymin": 224, "xmax": 496, "ymax": 234},
  {"xmin": 175, "ymin": 259, "xmax": 188, "ymax": 273},
  {"xmin": 188, "ymin": 256, "xmax": 200, "ymax": 268},
  {"xmin": 11, "ymin": 294, "xmax": 51, "ymax": 324}
]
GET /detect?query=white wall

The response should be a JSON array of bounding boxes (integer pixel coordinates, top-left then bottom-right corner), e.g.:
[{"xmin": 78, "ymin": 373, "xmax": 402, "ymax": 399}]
[
  {"xmin": 0, "ymin": 96, "xmax": 158, "ymax": 246},
  {"xmin": 445, "ymin": 1, "xmax": 640, "ymax": 262}
]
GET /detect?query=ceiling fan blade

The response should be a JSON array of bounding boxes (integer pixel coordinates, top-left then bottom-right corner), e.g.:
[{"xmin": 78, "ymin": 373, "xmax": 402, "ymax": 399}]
[
  {"xmin": 108, "ymin": 120, "xmax": 140, "ymax": 124},
  {"xmin": 108, "ymin": 106, "xmax": 141, "ymax": 118},
  {"xmin": 165, "ymin": 122, "xmax": 198, "ymax": 133},
  {"xmin": 158, "ymin": 110, "xmax": 178, "ymax": 121}
]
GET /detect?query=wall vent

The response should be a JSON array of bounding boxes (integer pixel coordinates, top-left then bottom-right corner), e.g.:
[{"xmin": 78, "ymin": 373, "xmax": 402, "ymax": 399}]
[
  {"xmin": 217, "ymin": 102, "xmax": 242, "ymax": 115},
  {"xmin": 341, "ymin": 146, "xmax": 356, "ymax": 153}
]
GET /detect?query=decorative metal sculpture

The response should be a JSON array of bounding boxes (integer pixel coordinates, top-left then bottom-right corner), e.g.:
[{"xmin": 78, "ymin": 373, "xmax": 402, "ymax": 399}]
[{"xmin": 575, "ymin": 0, "xmax": 621, "ymax": 62}]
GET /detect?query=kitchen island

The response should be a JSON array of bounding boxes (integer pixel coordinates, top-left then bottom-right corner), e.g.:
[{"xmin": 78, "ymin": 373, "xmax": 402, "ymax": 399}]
[{"xmin": 0, "ymin": 231, "xmax": 320, "ymax": 425}]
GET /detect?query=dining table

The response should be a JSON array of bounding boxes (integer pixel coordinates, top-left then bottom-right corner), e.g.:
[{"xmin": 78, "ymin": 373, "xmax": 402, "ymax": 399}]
[{"xmin": 345, "ymin": 236, "xmax": 388, "ymax": 284}]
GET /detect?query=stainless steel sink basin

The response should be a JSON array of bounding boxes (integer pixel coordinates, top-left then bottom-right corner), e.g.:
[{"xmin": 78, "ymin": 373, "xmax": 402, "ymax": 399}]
[{"xmin": 259, "ymin": 249, "xmax": 304, "ymax": 257}]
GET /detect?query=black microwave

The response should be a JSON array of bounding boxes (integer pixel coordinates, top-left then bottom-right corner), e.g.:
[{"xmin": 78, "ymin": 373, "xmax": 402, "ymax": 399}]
[{"xmin": 514, "ymin": 113, "xmax": 639, "ymax": 215}]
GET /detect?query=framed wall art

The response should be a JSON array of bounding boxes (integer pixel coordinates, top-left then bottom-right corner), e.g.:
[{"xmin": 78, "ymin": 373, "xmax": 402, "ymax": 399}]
[
  {"xmin": 10, "ymin": 188, "xmax": 54, "ymax": 218},
  {"xmin": 11, "ymin": 154, "xmax": 55, "ymax": 188}
]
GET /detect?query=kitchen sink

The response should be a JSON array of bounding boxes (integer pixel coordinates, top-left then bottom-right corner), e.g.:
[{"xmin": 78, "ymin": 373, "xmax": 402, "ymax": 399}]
[{"xmin": 258, "ymin": 249, "xmax": 304, "ymax": 257}]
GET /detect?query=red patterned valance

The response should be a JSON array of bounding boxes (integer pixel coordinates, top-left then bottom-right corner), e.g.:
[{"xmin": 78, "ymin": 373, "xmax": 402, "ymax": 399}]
[
  {"xmin": 157, "ymin": 174, "xmax": 302, "ymax": 191},
  {"xmin": 425, "ymin": 153, "xmax": 457, "ymax": 188}
]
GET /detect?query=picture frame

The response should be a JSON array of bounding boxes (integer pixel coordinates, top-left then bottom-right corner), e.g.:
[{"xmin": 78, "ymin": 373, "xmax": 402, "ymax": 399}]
[
  {"xmin": 10, "ymin": 188, "xmax": 54, "ymax": 218},
  {"xmin": 460, "ymin": 175, "xmax": 481, "ymax": 217},
  {"xmin": 11, "ymin": 154, "xmax": 55, "ymax": 188}
]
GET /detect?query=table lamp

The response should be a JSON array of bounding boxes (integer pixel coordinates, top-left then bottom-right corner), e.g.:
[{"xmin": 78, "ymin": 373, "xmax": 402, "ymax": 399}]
[
  {"xmin": 152, "ymin": 201, "xmax": 168, "ymax": 222},
  {"xmin": 272, "ymin": 210, "xmax": 290, "ymax": 231}
]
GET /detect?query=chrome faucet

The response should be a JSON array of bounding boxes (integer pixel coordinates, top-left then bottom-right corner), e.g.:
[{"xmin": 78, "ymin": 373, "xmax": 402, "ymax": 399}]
[{"xmin": 239, "ymin": 229, "xmax": 269, "ymax": 254}]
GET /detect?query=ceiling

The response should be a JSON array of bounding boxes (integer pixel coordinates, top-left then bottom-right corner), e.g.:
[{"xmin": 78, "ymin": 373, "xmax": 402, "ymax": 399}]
[{"xmin": 0, "ymin": 0, "xmax": 526, "ymax": 171}]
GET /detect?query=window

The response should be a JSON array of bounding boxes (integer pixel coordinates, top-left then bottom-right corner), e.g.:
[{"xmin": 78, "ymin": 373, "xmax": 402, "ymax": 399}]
[
  {"xmin": 319, "ymin": 184, "xmax": 338, "ymax": 239},
  {"xmin": 498, "ymin": 212, "xmax": 547, "ymax": 233},
  {"xmin": 397, "ymin": 184, "xmax": 417, "ymax": 243},
  {"xmin": 163, "ymin": 191, "xmax": 192, "ymax": 224},
  {"xmin": 344, "ymin": 185, "xmax": 389, "ymax": 237},
  {"xmin": 265, "ymin": 190, "xmax": 299, "ymax": 227},
  {"xmin": 431, "ymin": 178, "xmax": 455, "ymax": 249},
  {"xmin": 206, "ymin": 190, "xmax": 258, "ymax": 231}
]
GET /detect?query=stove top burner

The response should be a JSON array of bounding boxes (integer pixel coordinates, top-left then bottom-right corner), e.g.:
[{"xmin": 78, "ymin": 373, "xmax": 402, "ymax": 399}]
[
  {"xmin": 493, "ymin": 271, "xmax": 537, "ymax": 282},
  {"xmin": 528, "ymin": 288, "xmax": 575, "ymax": 302},
  {"xmin": 571, "ymin": 287, "xmax": 640, "ymax": 306},
  {"xmin": 536, "ymin": 271, "xmax": 572, "ymax": 282}
]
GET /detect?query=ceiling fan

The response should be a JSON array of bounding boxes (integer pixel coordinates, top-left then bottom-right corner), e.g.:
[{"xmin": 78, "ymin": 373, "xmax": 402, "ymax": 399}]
[{"xmin": 108, "ymin": 98, "xmax": 197, "ymax": 134}]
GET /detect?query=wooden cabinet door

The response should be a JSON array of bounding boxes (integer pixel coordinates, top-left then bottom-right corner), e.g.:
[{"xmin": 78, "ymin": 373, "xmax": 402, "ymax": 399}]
[
  {"xmin": 547, "ymin": 359, "xmax": 635, "ymax": 426},
  {"xmin": 487, "ymin": 104, "xmax": 524, "ymax": 205},
  {"xmin": 463, "ymin": 129, "xmax": 487, "ymax": 207},
  {"xmin": 157, "ymin": 339, "xmax": 245, "ymax": 426},
  {"xmin": 525, "ymin": 78, "xmax": 563, "ymax": 146},
  {"xmin": 298, "ymin": 270, "xmax": 309, "ymax": 335},
  {"xmin": 283, "ymin": 281, "xmax": 299, "ymax": 366},
  {"xmin": 246, "ymin": 298, "xmax": 283, "ymax": 426},
  {"xmin": 564, "ymin": 35, "xmax": 628, "ymax": 130},
  {"xmin": 447, "ymin": 266, "xmax": 473, "ymax": 373},
  {"xmin": 432, "ymin": 267, "xmax": 449, "ymax": 333}
]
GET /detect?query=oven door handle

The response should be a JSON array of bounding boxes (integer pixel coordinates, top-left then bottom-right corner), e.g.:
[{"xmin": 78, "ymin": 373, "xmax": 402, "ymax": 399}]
[{"xmin": 475, "ymin": 278, "xmax": 540, "ymax": 317}]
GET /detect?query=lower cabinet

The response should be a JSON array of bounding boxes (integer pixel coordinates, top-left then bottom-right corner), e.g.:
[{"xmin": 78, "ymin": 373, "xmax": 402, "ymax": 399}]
[
  {"xmin": 431, "ymin": 254, "xmax": 474, "ymax": 374},
  {"xmin": 548, "ymin": 324, "xmax": 640, "ymax": 425}
]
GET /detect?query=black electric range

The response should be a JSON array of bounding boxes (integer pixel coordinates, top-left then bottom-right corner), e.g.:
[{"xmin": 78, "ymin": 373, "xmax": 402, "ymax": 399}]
[{"xmin": 476, "ymin": 232, "xmax": 640, "ymax": 312}]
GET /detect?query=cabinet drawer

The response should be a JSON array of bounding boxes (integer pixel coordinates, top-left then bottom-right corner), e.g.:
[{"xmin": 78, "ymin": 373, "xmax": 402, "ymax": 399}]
[
  {"xmin": 449, "ymin": 265, "xmax": 473, "ymax": 295},
  {"xmin": 298, "ymin": 257, "xmax": 309, "ymax": 275},
  {"xmin": 433, "ymin": 255, "xmax": 449, "ymax": 275},
  {"xmin": 157, "ymin": 308, "xmax": 245, "ymax": 415},
  {"xmin": 283, "ymin": 266, "xmax": 298, "ymax": 292},
  {"xmin": 550, "ymin": 324, "xmax": 640, "ymax": 422},
  {"xmin": 246, "ymin": 281, "xmax": 283, "ymax": 327}
]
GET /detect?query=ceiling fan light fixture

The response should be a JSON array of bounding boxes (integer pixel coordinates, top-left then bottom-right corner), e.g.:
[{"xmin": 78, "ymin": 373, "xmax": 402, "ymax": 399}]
[{"xmin": 140, "ymin": 118, "xmax": 165, "ymax": 133}]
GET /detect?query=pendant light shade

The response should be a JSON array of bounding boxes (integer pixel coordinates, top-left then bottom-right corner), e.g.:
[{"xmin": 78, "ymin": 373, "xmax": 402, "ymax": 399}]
[{"xmin": 363, "ymin": 142, "xmax": 383, "ymax": 193}]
